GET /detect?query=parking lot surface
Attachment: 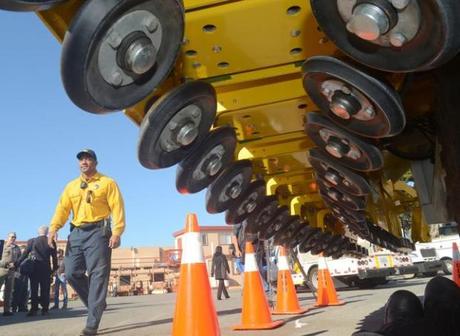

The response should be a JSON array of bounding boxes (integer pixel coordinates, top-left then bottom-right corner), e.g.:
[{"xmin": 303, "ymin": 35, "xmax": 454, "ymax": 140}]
[{"xmin": 0, "ymin": 277, "xmax": 430, "ymax": 336}]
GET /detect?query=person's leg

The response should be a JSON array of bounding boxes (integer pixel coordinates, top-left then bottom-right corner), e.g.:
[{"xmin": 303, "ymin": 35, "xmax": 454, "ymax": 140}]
[
  {"xmin": 52, "ymin": 275, "xmax": 60, "ymax": 308},
  {"xmin": 217, "ymin": 279, "xmax": 223, "ymax": 299},
  {"xmin": 40, "ymin": 268, "xmax": 51, "ymax": 313},
  {"xmin": 65, "ymin": 229, "xmax": 89, "ymax": 307},
  {"xmin": 83, "ymin": 227, "xmax": 112, "ymax": 331},
  {"xmin": 19, "ymin": 276, "xmax": 29, "ymax": 311},
  {"xmin": 222, "ymin": 281, "xmax": 230, "ymax": 299},
  {"xmin": 11, "ymin": 275, "xmax": 21, "ymax": 312},
  {"xmin": 3, "ymin": 273, "xmax": 15, "ymax": 314},
  {"xmin": 62, "ymin": 278, "xmax": 68, "ymax": 308},
  {"xmin": 28, "ymin": 274, "xmax": 39, "ymax": 314}
]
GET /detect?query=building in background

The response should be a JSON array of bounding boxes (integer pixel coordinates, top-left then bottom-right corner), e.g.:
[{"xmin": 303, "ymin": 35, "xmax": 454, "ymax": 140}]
[{"xmin": 173, "ymin": 226, "xmax": 243, "ymax": 287}]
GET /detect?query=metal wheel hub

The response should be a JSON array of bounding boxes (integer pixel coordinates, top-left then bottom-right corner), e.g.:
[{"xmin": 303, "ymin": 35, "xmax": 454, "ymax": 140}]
[
  {"xmin": 319, "ymin": 128, "xmax": 362, "ymax": 160},
  {"xmin": 241, "ymin": 192, "xmax": 259, "ymax": 215},
  {"xmin": 328, "ymin": 189, "xmax": 343, "ymax": 202},
  {"xmin": 321, "ymin": 80, "xmax": 375, "ymax": 121},
  {"xmin": 192, "ymin": 145, "xmax": 225, "ymax": 180},
  {"xmin": 338, "ymin": 0, "xmax": 421, "ymax": 47},
  {"xmin": 160, "ymin": 104, "xmax": 202, "ymax": 152},
  {"xmin": 324, "ymin": 169, "xmax": 340, "ymax": 186},
  {"xmin": 98, "ymin": 10, "xmax": 162, "ymax": 87},
  {"xmin": 223, "ymin": 177, "xmax": 244, "ymax": 202}
]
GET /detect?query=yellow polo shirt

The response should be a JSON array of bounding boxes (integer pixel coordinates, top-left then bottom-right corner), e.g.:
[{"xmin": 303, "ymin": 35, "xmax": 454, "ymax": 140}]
[{"xmin": 50, "ymin": 172, "xmax": 125, "ymax": 236}]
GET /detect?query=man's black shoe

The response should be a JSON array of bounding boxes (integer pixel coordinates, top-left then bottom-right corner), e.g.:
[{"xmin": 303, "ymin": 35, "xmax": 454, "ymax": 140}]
[
  {"xmin": 41, "ymin": 310, "xmax": 49, "ymax": 316},
  {"xmin": 384, "ymin": 290, "xmax": 423, "ymax": 324},
  {"xmin": 50, "ymin": 305, "xmax": 59, "ymax": 310},
  {"xmin": 2, "ymin": 312, "xmax": 14, "ymax": 316},
  {"xmin": 80, "ymin": 327, "xmax": 98, "ymax": 336},
  {"xmin": 18, "ymin": 308, "xmax": 28, "ymax": 312}
]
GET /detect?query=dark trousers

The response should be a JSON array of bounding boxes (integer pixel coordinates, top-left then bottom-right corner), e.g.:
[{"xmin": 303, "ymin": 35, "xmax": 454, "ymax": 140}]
[
  {"xmin": 65, "ymin": 226, "xmax": 111, "ymax": 330},
  {"xmin": 30, "ymin": 264, "xmax": 51, "ymax": 312},
  {"xmin": 217, "ymin": 279, "xmax": 229, "ymax": 299},
  {"xmin": 12, "ymin": 273, "xmax": 28, "ymax": 311}
]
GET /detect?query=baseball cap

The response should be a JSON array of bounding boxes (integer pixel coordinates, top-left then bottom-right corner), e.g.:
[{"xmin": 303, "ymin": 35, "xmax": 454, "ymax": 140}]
[{"xmin": 77, "ymin": 149, "xmax": 97, "ymax": 161}]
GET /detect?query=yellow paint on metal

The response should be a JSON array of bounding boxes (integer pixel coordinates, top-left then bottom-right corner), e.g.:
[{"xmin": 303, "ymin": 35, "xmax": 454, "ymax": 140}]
[
  {"xmin": 411, "ymin": 207, "xmax": 431, "ymax": 243},
  {"xmin": 181, "ymin": 0, "xmax": 335, "ymax": 79}
]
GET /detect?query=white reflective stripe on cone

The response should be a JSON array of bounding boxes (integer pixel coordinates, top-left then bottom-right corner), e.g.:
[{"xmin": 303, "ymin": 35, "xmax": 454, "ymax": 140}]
[
  {"xmin": 244, "ymin": 253, "xmax": 258, "ymax": 272},
  {"xmin": 318, "ymin": 256, "xmax": 327, "ymax": 270},
  {"xmin": 278, "ymin": 255, "xmax": 289, "ymax": 271},
  {"xmin": 181, "ymin": 232, "xmax": 204, "ymax": 264}
]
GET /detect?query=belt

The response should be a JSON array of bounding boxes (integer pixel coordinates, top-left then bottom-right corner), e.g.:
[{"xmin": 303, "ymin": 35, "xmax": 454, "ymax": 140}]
[{"xmin": 70, "ymin": 219, "xmax": 108, "ymax": 232}]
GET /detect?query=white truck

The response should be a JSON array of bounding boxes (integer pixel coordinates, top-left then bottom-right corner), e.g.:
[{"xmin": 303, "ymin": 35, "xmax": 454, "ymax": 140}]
[
  {"xmin": 413, "ymin": 222, "xmax": 460, "ymax": 275},
  {"xmin": 296, "ymin": 238, "xmax": 418, "ymax": 290}
]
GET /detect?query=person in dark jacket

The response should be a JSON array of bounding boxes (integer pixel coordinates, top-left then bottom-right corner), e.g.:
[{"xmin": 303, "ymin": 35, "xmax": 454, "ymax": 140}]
[
  {"xmin": 18, "ymin": 226, "xmax": 58, "ymax": 316},
  {"xmin": 211, "ymin": 246, "xmax": 230, "ymax": 300}
]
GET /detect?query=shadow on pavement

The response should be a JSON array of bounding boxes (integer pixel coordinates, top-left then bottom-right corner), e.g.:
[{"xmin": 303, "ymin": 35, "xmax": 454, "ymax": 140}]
[
  {"xmin": 301, "ymin": 331, "xmax": 328, "ymax": 336},
  {"xmin": 0, "ymin": 308, "xmax": 87, "ymax": 326}
]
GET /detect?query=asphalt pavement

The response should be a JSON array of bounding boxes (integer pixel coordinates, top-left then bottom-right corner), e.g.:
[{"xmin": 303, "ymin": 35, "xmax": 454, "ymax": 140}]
[{"xmin": 0, "ymin": 277, "xmax": 431, "ymax": 336}]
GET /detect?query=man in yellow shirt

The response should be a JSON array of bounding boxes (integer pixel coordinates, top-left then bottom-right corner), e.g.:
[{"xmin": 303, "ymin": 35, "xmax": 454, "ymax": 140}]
[{"xmin": 48, "ymin": 149, "xmax": 125, "ymax": 336}]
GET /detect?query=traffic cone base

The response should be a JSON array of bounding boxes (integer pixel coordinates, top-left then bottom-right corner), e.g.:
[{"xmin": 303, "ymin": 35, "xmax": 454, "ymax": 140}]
[
  {"xmin": 233, "ymin": 320, "xmax": 285, "ymax": 330},
  {"xmin": 273, "ymin": 246, "xmax": 309, "ymax": 315},
  {"xmin": 233, "ymin": 242, "xmax": 285, "ymax": 330},
  {"xmin": 314, "ymin": 254, "xmax": 345, "ymax": 307},
  {"xmin": 172, "ymin": 213, "xmax": 220, "ymax": 336}
]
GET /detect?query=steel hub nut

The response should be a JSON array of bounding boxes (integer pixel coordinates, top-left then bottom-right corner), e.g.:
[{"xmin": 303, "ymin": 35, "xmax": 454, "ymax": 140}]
[
  {"xmin": 205, "ymin": 155, "xmax": 222, "ymax": 176},
  {"xmin": 325, "ymin": 170, "xmax": 340, "ymax": 185},
  {"xmin": 227, "ymin": 182, "xmax": 242, "ymax": 199},
  {"xmin": 330, "ymin": 90, "xmax": 362, "ymax": 119},
  {"xmin": 346, "ymin": 3, "xmax": 390, "ymax": 41},
  {"xmin": 325, "ymin": 136, "xmax": 350, "ymax": 159},
  {"xmin": 124, "ymin": 37, "xmax": 157, "ymax": 75},
  {"xmin": 176, "ymin": 122, "xmax": 198, "ymax": 146}
]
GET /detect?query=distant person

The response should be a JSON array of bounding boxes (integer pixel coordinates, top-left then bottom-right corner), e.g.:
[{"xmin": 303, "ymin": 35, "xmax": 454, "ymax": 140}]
[
  {"xmin": 48, "ymin": 149, "xmax": 126, "ymax": 336},
  {"xmin": 51, "ymin": 248, "xmax": 68, "ymax": 310},
  {"xmin": 0, "ymin": 232, "xmax": 21, "ymax": 316},
  {"xmin": 18, "ymin": 226, "xmax": 57, "ymax": 316},
  {"xmin": 211, "ymin": 246, "xmax": 230, "ymax": 300},
  {"xmin": 12, "ymin": 244, "xmax": 29, "ymax": 313}
]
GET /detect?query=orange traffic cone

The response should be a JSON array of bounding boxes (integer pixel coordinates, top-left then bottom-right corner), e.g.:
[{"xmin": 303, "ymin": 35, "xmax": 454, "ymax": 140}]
[
  {"xmin": 452, "ymin": 242, "xmax": 460, "ymax": 287},
  {"xmin": 172, "ymin": 213, "xmax": 220, "ymax": 336},
  {"xmin": 273, "ymin": 246, "xmax": 309, "ymax": 315},
  {"xmin": 315, "ymin": 253, "xmax": 345, "ymax": 307},
  {"xmin": 233, "ymin": 242, "xmax": 285, "ymax": 330}
]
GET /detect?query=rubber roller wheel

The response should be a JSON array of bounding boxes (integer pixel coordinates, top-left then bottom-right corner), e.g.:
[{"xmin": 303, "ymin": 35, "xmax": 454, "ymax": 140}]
[
  {"xmin": 318, "ymin": 179, "xmax": 367, "ymax": 211},
  {"xmin": 306, "ymin": 112, "xmax": 384, "ymax": 171},
  {"xmin": 310, "ymin": 0, "xmax": 460, "ymax": 72},
  {"xmin": 138, "ymin": 81, "xmax": 216, "ymax": 169},
  {"xmin": 205, "ymin": 160, "xmax": 253, "ymax": 214},
  {"xmin": 0, "ymin": 0, "xmax": 66, "ymax": 11},
  {"xmin": 309, "ymin": 232, "xmax": 330, "ymax": 255},
  {"xmin": 176, "ymin": 126, "xmax": 236, "ymax": 194},
  {"xmin": 272, "ymin": 216, "xmax": 303, "ymax": 246},
  {"xmin": 298, "ymin": 229, "xmax": 322, "ymax": 253},
  {"xmin": 245, "ymin": 196, "xmax": 279, "ymax": 236},
  {"xmin": 303, "ymin": 56, "xmax": 405, "ymax": 138},
  {"xmin": 288, "ymin": 225, "xmax": 314, "ymax": 248},
  {"xmin": 309, "ymin": 148, "xmax": 371, "ymax": 196},
  {"xmin": 258, "ymin": 206, "xmax": 290, "ymax": 241},
  {"xmin": 61, "ymin": 0, "xmax": 184, "ymax": 113},
  {"xmin": 225, "ymin": 180, "xmax": 266, "ymax": 225}
]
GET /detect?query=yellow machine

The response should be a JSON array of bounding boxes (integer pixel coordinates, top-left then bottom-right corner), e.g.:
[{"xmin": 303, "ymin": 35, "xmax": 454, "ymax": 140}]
[{"xmin": 2, "ymin": 0, "xmax": 460, "ymax": 257}]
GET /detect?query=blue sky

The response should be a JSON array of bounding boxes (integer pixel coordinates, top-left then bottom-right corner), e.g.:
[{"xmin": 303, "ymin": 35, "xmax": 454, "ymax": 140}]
[{"xmin": 0, "ymin": 11, "xmax": 226, "ymax": 247}]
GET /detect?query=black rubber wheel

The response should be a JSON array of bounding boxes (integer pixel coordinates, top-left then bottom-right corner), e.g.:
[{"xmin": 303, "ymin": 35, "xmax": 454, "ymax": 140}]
[
  {"xmin": 225, "ymin": 180, "xmax": 266, "ymax": 225},
  {"xmin": 309, "ymin": 148, "xmax": 371, "ymax": 196},
  {"xmin": 303, "ymin": 56, "xmax": 405, "ymax": 138},
  {"xmin": 245, "ymin": 196, "xmax": 279, "ymax": 236},
  {"xmin": 272, "ymin": 216, "xmax": 303, "ymax": 246},
  {"xmin": 138, "ymin": 81, "xmax": 216, "ymax": 169},
  {"xmin": 205, "ymin": 160, "xmax": 253, "ymax": 214},
  {"xmin": 306, "ymin": 112, "xmax": 384, "ymax": 171},
  {"xmin": 385, "ymin": 120, "xmax": 435, "ymax": 160},
  {"xmin": 289, "ymin": 225, "xmax": 314, "ymax": 248},
  {"xmin": 318, "ymin": 179, "xmax": 366, "ymax": 211},
  {"xmin": 175, "ymin": 126, "xmax": 236, "ymax": 194},
  {"xmin": 299, "ymin": 229, "xmax": 322, "ymax": 253},
  {"xmin": 61, "ymin": 0, "xmax": 184, "ymax": 113},
  {"xmin": 258, "ymin": 206, "xmax": 290, "ymax": 241},
  {"xmin": 310, "ymin": 0, "xmax": 460, "ymax": 72},
  {"xmin": 0, "ymin": 0, "xmax": 66, "ymax": 11}
]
